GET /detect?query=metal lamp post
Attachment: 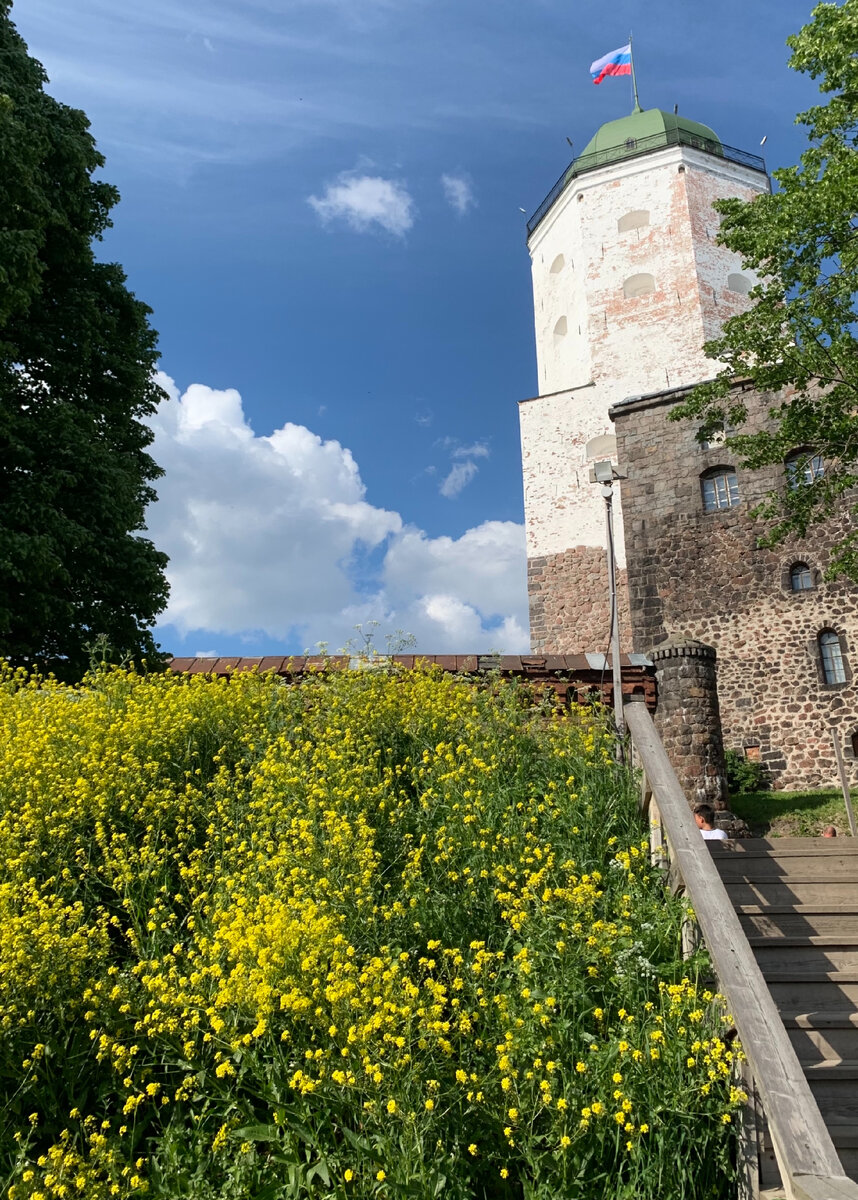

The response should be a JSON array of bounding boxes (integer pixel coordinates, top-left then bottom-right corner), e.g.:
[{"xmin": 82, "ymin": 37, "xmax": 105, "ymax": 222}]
[{"xmin": 589, "ymin": 459, "xmax": 627, "ymax": 749}]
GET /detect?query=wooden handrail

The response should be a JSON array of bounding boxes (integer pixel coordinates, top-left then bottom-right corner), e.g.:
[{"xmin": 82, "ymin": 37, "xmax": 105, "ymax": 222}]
[{"xmin": 624, "ymin": 699, "xmax": 858, "ymax": 1200}]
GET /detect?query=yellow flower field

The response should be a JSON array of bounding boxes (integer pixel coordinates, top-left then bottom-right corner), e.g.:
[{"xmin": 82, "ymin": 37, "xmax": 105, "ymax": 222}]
[{"xmin": 0, "ymin": 664, "xmax": 743, "ymax": 1199}]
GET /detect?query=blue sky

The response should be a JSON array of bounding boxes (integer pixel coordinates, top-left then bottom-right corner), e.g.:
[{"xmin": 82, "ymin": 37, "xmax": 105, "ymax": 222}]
[{"xmin": 15, "ymin": 0, "xmax": 818, "ymax": 656}]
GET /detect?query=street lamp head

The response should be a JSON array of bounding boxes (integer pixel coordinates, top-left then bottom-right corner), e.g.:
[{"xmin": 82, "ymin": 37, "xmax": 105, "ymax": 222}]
[{"xmin": 590, "ymin": 459, "xmax": 614, "ymax": 484}]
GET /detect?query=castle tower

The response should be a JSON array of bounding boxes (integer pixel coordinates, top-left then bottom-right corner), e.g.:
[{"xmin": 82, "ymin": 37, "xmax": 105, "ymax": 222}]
[{"xmin": 519, "ymin": 107, "xmax": 769, "ymax": 653}]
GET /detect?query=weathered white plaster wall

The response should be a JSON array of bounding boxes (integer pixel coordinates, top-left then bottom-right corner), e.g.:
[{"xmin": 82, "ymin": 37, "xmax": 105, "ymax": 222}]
[
  {"xmin": 520, "ymin": 384, "xmax": 628, "ymax": 564},
  {"xmin": 520, "ymin": 143, "xmax": 767, "ymax": 566}
]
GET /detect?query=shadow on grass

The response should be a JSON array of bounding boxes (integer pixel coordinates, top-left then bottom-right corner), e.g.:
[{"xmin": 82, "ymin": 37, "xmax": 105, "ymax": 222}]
[{"xmin": 730, "ymin": 788, "xmax": 856, "ymax": 837}]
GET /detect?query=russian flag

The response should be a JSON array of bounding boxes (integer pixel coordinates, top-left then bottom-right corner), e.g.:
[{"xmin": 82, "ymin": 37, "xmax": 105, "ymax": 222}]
[{"xmin": 590, "ymin": 44, "xmax": 632, "ymax": 85}]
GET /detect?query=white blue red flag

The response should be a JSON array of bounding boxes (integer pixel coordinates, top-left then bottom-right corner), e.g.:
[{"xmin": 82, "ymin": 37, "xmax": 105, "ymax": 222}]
[{"xmin": 590, "ymin": 44, "xmax": 632, "ymax": 85}]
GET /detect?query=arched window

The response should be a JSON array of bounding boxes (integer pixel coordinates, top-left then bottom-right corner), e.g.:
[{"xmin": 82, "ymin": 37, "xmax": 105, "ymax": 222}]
[
  {"xmin": 790, "ymin": 562, "xmax": 814, "ymax": 592},
  {"xmin": 623, "ymin": 272, "xmax": 655, "ymax": 299},
  {"xmin": 786, "ymin": 449, "xmax": 825, "ymax": 488},
  {"xmin": 701, "ymin": 468, "xmax": 739, "ymax": 512},
  {"xmin": 819, "ymin": 630, "xmax": 847, "ymax": 685},
  {"xmin": 727, "ymin": 273, "xmax": 751, "ymax": 295},
  {"xmin": 553, "ymin": 316, "xmax": 568, "ymax": 344},
  {"xmin": 585, "ymin": 434, "xmax": 617, "ymax": 461},
  {"xmin": 617, "ymin": 209, "xmax": 649, "ymax": 234},
  {"xmin": 549, "ymin": 254, "xmax": 565, "ymax": 274}
]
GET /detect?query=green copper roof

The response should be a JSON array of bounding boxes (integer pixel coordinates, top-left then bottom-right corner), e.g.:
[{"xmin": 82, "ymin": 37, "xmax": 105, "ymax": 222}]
[
  {"xmin": 528, "ymin": 111, "xmax": 765, "ymax": 237},
  {"xmin": 569, "ymin": 107, "xmax": 721, "ymax": 176}
]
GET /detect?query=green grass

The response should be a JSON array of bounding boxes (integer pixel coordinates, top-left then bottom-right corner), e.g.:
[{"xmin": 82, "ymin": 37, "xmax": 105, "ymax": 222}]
[{"xmin": 730, "ymin": 788, "xmax": 857, "ymax": 837}]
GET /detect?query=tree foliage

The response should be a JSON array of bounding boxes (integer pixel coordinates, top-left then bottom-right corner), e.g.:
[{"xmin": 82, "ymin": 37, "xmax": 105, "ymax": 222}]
[
  {"xmin": 673, "ymin": 0, "xmax": 858, "ymax": 579},
  {"xmin": 0, "ymin": 2, "xmax": 169, "ymax": 676}
]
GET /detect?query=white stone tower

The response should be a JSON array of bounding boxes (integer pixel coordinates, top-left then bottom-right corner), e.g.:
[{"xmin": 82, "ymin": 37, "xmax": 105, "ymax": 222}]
[{"xmin": 519, "ymin": 106, "xmax": 769, "ymax": 653}]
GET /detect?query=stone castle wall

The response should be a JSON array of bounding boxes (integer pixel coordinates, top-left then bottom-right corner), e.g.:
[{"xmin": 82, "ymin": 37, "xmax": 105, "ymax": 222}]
[
  {"xmin": 612, "ymin": 383, "xmax": 858, "ymax": 791},
  {"xmin": 528, "ymin": 544, "xmax": 633, "ymax": 655}
]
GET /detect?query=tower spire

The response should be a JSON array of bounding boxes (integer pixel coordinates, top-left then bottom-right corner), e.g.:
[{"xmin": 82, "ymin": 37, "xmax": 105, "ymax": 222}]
[{"xmin": 629, "ymin": 32, "xmax": 642, "ymax": 112}]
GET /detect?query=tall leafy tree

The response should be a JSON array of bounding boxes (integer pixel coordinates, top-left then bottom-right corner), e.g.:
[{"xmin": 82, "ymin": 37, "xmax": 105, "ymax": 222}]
[
  {"xmin": 674, "ymin": 0, "xmax": 858, "ymax": 579},
  {"xmin": 0, "ymin": 2, "xmax": 169, "ymax": 676}
]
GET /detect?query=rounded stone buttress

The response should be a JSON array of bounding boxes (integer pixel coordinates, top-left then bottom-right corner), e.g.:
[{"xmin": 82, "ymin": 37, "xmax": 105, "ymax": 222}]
[{"xmin": 650, "ymin": 637, "xmax": 728, "ymax": 808}]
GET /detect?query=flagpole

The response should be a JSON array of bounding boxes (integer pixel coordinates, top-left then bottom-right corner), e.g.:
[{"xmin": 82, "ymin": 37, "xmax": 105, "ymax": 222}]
[{"xmin": 629, "ymin": 32, "xmax": 641, "ymax": 112}]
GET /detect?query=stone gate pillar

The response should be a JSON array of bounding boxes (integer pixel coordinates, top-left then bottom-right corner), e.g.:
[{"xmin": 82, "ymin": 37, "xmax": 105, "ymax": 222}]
[{"xmin": 650, "ymin": 637, "xmax": 728, "ymax": 808}]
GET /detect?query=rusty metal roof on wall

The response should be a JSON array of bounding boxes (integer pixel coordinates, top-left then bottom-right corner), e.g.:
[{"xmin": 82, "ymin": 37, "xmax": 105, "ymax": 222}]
[
  {"xmin": 167, "ymin": 654, "xmax": 657, "ymax": 710},
  {"xmin": 168, "ymin": 653, "xmax": 650, "ymax": 674}
]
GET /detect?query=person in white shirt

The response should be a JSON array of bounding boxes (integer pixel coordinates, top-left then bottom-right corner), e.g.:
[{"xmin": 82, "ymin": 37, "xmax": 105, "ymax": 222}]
[{"xmin": 694, "ymin": 804, "xmax": 728, "ymax": 841}]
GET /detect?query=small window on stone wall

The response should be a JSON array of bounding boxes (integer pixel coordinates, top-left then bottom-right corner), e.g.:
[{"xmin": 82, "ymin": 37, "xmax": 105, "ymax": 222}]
[
  {"xmin": 553, "ymin": 315, "xmax": 568, "ymax": 344},
  {"xmin": 790, "ymin": 562, "xmax": 814, "ymax": 592},
  {"xmin": 617, "ymin": 209, "xmax": 649, "ymax": 234},
  {"xmin": 701, "ymin": 467, "xmax": 740, "ymax": 512},
  {"xmin": 623, "ymin": 272, "xmax": 655, "ymax": 299},
  {"xmin": 699, "ymin": 422, "xmax": 728, "ymax": 451},
  {"xmin": 819, "ymin": 629, "xmax": 848, "ymax": 685},
  {"xmin": 744, "ymin": 743, "xmax": 761, "ymax": 762},
  {"xmin": 727, "ymin": 273, "xmax": 751, "ymax": 295},
  {"xmin": 786, "ymin": 448, "xmax": 825, "ymax": 489},
  {"xmin": 549, "ymin": 253, "xmax": 565, "ymax": 274},
  {"xmin": 851, "ymin": 730, "xmax": 858, "ymax": 758}
]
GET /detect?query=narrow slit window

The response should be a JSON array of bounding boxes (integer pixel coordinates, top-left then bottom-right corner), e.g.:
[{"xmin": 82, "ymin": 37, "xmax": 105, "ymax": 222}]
[{"xmin": 819, "ymin": 630, "xmax": 847, "ymax": 685}]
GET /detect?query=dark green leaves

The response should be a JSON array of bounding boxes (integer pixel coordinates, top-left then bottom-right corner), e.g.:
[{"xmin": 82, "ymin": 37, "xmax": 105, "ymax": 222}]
[
  {"xmin": 0, "ymin": 5, "xmax": 169, "ymax": 675},
  {"xmin": 673, "ymin": 0, "xmax": 858, "ymax": 579}
]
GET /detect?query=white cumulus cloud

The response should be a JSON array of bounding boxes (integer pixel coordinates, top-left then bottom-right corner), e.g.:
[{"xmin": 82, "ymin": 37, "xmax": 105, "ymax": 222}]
[
  {"xmin": 308, "ymin": 171, "xmax": 415, "ymax": 236},
  {"xmin": 145, "ymin": 374, "xmax": 528, "ymax": 653},
  {"xmin": 441, "ymin": 173, "xmax": 475, "ymax": 215}
]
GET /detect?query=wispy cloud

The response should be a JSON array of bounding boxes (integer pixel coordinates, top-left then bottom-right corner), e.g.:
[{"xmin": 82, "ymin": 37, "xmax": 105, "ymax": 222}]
[
  {"xmin": 453, "ymin": 441, "xmax": 489, "ymax": 459},
  {"xmin": 18, "ymin": 0, "xmax": 548, "ymax": 172},
  {"xmin": 439, "ymin": 460, "xmax": 478, "ymax": 499},
  {"xmin": 433, "ymin": 436, "xmax": 490, "ymax": 498},
  {"xmin": 309, "ymin": 172, "xmax": 415, "ymax": 237},
  {"xmin": 441, "ymin": 172, "xmax": 476, "ymax": 215}
]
